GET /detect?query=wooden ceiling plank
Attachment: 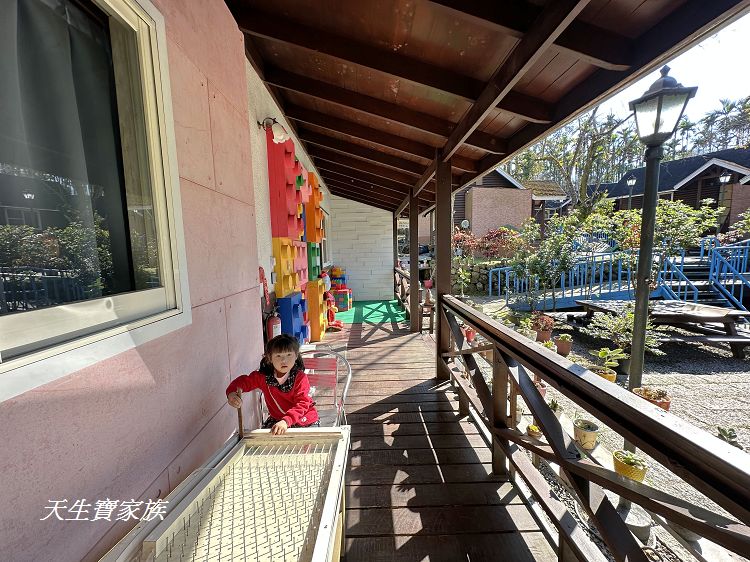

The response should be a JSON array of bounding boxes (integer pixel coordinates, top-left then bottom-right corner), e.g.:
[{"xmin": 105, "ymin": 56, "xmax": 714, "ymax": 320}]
[
  {"xmin": 299, "ymin": 129, "xmax": 427, "ymax": 176},
  {"xmin": 233, "ymin": 7, "xmax": 552, "ymax": 123},
  {"xmin": 326, "ymin": 184, "xmax": 401, "ymax": 210},
  {"xmin": 308, "ymin": 146, "xmax": 418, "ymax": 186},
  {"xmin": 325, "ymin": 180, "xmax": 406, "ymax": 206},
  {"xmin": 441, "ymin": 0, "xmax": 591, "ymax": 161},
  {"xmin": 265, "ymin": 67, "xmax": 507, "ymax": 154},
  {"xmin": 429, "ymin": 0, "xmax": 632, "ymax": 71},
  {"xmin": 324, "ymin": 181, "xmax": 431, "ymax": 211},
  {"xmin": 328, "ymin": 192, "xmax": 396, "ymax": 212},
  {"xmin": 322, "ymin": 174, "xmax": 413, "ymax": 202},
  {"xmin": 315, "ymin": 161, "xmax": 435, "ymax": 196},
  {"xmin": 286, "ymin": 104, "xmax": 478, "ymax": 173},
  {"xmin": 505, "ymin": 0, "xmax": 750, "ymax": 158}
]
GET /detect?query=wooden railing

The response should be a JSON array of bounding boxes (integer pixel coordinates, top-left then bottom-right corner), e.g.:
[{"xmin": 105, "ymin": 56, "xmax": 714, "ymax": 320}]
[
  {"xmin": 438, "ymin": 294, "xmax": 750, "ymax": 562},
  {"xmin": 394, "ymin": 267, "xmax": 411, "ymax": 318}
]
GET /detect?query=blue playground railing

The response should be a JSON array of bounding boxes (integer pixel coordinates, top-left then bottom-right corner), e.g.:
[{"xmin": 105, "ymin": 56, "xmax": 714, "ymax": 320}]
[
  {"xmin": 709, "ymin": 243, "xmax": 750, "ymax": 311},
  {"xmin": 658, "ymin": 254, "xmax": 699, "ymax": 302}
]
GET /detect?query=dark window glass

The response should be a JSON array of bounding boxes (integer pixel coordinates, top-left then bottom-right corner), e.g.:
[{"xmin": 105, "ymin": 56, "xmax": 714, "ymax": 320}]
[{"xmin": 0, "ymin": 0, "xmax": 160, "ymax": 315}]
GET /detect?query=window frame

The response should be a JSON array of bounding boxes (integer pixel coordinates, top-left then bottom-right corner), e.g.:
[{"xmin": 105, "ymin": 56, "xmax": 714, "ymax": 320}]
[{"xmin": 0, "ymin": 0, "xmax": 191, "ymax": 399}]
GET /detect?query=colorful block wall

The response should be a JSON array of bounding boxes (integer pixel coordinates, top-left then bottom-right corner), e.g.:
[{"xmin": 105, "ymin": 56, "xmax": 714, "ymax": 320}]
[
  {"xmin": 333, "ymin": 288, "xmax": 353, "ymax": 311},
  {"xmin": 277, "ymin": 291, "xmax": 309, "ymax": 345},
  {"xmin": 267, "ymin": 131, "xmax": 315, "ymax": 298},
  {"xmin": 305, "ymin": 279, "xmax": 328, "ymax": 342},
  {"xmin": 305, "ymin": 172, "xmax": 324, "ymax": 243}
]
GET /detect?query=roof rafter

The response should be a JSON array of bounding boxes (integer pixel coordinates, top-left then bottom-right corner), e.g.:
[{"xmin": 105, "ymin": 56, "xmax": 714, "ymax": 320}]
[
  {"xmin": 299, "ymin": 129, "xmax": 427, "ymax": 176},
  {"xmin": 286, "ymin": 104, "xmax": 478, "ymax": 173},
  {"xmin": 326, "ymin": 183, "xmax": 402, "ymax": 210},
  {"xmin": 234, "ymin": 8, "xmax": 552, "ymax": 123},
  {"xmin": 327, "ymin": 188, "xmax": 396, "ymax": 211},
  {"xmin": 441, "ymin": 0, "xmax": 590, "ymax": 163},
  {"xmin": 315, "ymin": 161, "xmax": 435, "ymax": 196},
  {"xmin": 321, "ymin": 172, "xmax": 432, "ymax": 204},
  {"xmin": 429, "ymin": 0, "xmax": 632, "ymax": 71},
  {"xmin": 324, "ymin": 179, "xmax": 408, "ymax": 207},
  {"xmin": 307, "ymin": 146, "xmax": 421, "ymax": 186},
  {"xmin": 264, "ymin": 67, "xmax": 507, "ymax": 154}
]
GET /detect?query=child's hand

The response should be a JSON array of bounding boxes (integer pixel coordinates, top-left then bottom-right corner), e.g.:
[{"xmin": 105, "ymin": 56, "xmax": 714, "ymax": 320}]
[
  {"xmin": 227, "ymin": 392, "xmax": 242, "ymax": 409},
  {"xmin": 271, "ymin": 420, "xmax": 288, "ymax": 435}
]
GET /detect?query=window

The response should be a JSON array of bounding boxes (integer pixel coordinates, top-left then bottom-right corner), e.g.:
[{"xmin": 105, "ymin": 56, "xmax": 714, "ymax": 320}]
[
  {"xmin": 321, "ymin": 212, "xmax": 331, "ymax": 267},
  {"xmin": 0, "ymin": 0, "xmax": 186, "ymax": 366}
]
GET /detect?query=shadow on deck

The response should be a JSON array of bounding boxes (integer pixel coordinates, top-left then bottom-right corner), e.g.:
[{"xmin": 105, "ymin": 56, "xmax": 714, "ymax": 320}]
[{"xmin": 323, "ymin": 315, "xmax": 556, "ymax": 561}]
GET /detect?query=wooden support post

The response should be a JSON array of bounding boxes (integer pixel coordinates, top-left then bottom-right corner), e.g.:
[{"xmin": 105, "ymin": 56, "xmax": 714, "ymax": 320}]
[
  {"xmin": 492, "ymin": 349, "xmax": 510, "ymax": 477},
  {"xmin": 409, "ymin": 193, "xmax": 420, "ymax": 331},
  {"xmin": 393, "ymin": 212, "xmax": 398, "ymax": 300},
  {"xmin": 435, "ymin": 156, "xmax": 452, "ymax": 379}
]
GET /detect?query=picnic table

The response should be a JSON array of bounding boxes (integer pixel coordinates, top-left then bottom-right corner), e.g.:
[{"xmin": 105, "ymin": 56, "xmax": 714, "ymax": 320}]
[{"xmin": 575, "ymin": 299, "xmax": 750, "ymax": 359}]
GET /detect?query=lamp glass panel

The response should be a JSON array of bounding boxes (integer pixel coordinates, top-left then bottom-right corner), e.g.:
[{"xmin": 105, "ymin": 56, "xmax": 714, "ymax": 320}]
[
  {"xmin": 634, "ymin": 96, "xmax": 659, "ymax": 139},
  {"xmin": 657, "ymin": 93, "xmax": 689, "ymax": 134}
]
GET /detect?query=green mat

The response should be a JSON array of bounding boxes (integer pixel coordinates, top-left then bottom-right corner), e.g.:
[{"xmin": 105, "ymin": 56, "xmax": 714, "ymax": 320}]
[{"xmin": 335, "ymin": 300, "xmax": 406, "ymax": 324}]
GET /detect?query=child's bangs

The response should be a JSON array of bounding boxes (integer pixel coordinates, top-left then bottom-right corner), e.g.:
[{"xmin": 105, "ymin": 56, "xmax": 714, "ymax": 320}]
[{"xmin": 266, "ymin": 334, "xmax": 300, "ymax": 356}]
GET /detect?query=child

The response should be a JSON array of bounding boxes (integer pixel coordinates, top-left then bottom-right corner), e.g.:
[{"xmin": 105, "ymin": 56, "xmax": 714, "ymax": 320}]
[{"xmin": 226, "ymin": 334, "xmax": 319, "ymax": 434}]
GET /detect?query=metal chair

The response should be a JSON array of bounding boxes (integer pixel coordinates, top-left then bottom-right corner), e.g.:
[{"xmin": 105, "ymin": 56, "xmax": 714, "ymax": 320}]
[{"xmin": 300, "ymin": 349, "xmax": 353, "ymax": 427}]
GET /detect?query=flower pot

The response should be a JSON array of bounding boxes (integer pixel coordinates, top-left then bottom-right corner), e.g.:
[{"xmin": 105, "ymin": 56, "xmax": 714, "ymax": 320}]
[
  {"xmin": 573, "ymin": 419, "xmax": 599, "ymax": 450},
  {"xmin": 554, "ymin": 338, "xmax": 572, "ymax": 357},
  {"xmin": 633, "ymin": 387, "xmax": 671, "ymax": 411},
  {"xmin": 465, "ymin": 328, "xmax": 476, "ymax": 343},
  {"xmin": 423, "ymin": 279, "xmax": 433, "ymax": 289},
  {"xmin": 613, "ymin": 451, "xmax": 648, "ymax": 482},
  {"xmin": 535, "ymin": 330, "xmax": 552, "ymax": 342},
  {"xmin": 517, "ymin": 329, "xmax": 537, "ymax": 341},
  {"xmin": 526, "ymin": 426, "xmax": 543, "ymax": 439},
  {"xmin": 591, "ymin": 366, "xmax": 617, "ymax": 383}
]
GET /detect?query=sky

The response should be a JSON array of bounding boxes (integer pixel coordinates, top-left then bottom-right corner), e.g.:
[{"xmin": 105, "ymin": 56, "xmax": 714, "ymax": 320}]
[{"xmin": 598, "ymin": 12, "xmax": 750, "ymax": 122}]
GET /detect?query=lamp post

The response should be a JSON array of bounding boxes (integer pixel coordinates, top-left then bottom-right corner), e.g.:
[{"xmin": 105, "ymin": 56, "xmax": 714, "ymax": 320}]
[
  {"xmin": 717, "ymin": 171, "xmax": 732, "ymax": 234},
  {"xmin": 626, "ymin": 175, "xmax": 636, "ymax": 210},
  {"xmin": 627, "ymin": 66, "xmax": 696, "ymax": 450}
]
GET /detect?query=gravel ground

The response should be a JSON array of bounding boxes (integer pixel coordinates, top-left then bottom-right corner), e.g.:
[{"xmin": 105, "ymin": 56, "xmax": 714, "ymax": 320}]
[{"xmin": 462, "ymin": 297, "xmax": 750, "ymax": 561}]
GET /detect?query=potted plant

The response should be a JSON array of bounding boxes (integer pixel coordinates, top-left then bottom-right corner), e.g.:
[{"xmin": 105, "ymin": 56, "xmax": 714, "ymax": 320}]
[
  {"xmin": 588, "ymin": 347, "xmax": 628, "ymax": 383},
  {"xmin": 553, "ymin": 333, "xmax": 572, "ymax": 357},
  {"xmin": 516, "ymin": 317, "xmax": 537, "ymax": 341},
  {"xmin": 540, "ymin": 340, "xmax": 557, "ymax": 353},
  {"xmin": 531, "ymin": 311, "xmax": 554, "ymax": 342},
  {"xmin": 613, "ymin": 450, "xmax": 648, "ymax": 482},
  {"xmin": 465, "ymin": 326, "xmax": 477, "ymax": 343},
  {"xmin": 632, "ymin": 386, "xmax": 671, "ymax": 411},
  {"xmin": 526, "ymin": 424, "xmax": 543, "ymax": 439},
  {"xmin": 548, "ymin": 398, "xmax": 563, "ymax": 419},
  {"xmin": 573, "ymin": 418, "xmax": 599, "ymax": 450}
]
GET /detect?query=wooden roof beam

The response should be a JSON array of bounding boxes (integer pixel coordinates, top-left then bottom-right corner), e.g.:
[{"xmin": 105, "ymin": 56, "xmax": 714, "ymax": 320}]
[
  {"xmin": 429, "ymin": 0, "xmax": 632, "ymax": 71},
  {"xmin": 299, "ymin": 129, "xmax": 427, "ymax": 176},
  {"xmin": 441, "ymin": 0, "xmax": 591, "ymax": 162},
  {"xmin": 265, "ymin": 68, "xmax": 507, "ymax": 154},
  {"xmin": 285, "ymin": 104, "xmax": 478, "ymax": 173},
  {"xmin": 234, "ymin": 8, "xmax": 552, "ymax": 123},
  {"xmin": 315, "ymin": 161, "xmax": 435, "ymax": 196}
]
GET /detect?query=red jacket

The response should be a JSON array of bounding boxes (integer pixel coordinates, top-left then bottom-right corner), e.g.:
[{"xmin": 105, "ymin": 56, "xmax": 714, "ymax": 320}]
[{"xmin": 226, "ymin": 370, "xmax": 318, "ymax": 427}]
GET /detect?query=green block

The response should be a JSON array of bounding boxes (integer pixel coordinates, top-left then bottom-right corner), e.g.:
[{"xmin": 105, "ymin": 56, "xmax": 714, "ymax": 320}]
[{"xmin": 307, "ymin": 242, "xmax": 321, "ymax": 279}]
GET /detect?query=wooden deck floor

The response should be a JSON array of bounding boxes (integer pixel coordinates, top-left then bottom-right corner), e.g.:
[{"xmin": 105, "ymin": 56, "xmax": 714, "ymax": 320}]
[{"xmin": 323, "ymin": 318, "xmax": 556, "ymax": 561}]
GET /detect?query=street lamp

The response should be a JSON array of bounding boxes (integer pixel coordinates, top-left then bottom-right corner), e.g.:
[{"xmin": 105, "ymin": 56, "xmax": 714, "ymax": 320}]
[
  {"xmin": 719, "ymin": 171, "xmax": 732, "ymax": 184},
  {"xmin": 626, "ymin": 175, "xmax": 636, "ymax": 210},
  {"xmin": 627, "ymin": 66, "xmax": 696, "ymax": 443}
]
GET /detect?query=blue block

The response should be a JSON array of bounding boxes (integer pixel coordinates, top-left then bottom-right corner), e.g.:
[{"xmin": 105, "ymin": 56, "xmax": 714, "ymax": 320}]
[{"xmin": 277, "ymin": 292, "xmax": 305, "ymax": 337}]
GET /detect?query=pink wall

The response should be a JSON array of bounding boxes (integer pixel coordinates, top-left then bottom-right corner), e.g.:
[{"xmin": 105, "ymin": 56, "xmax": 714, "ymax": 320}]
[
  {"xmin": 0, "ymin": 2, "xmax": 265, "ymax": 561},
  {"xmin": 468, "ymin": 188, "xmax": 532, "ymax": 236}
]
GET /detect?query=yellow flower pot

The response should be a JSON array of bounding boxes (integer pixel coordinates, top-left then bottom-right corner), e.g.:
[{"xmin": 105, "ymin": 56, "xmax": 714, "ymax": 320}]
[{"xmin": 613, "ymin": 451, "xmax": 648, "ymax": 482}]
